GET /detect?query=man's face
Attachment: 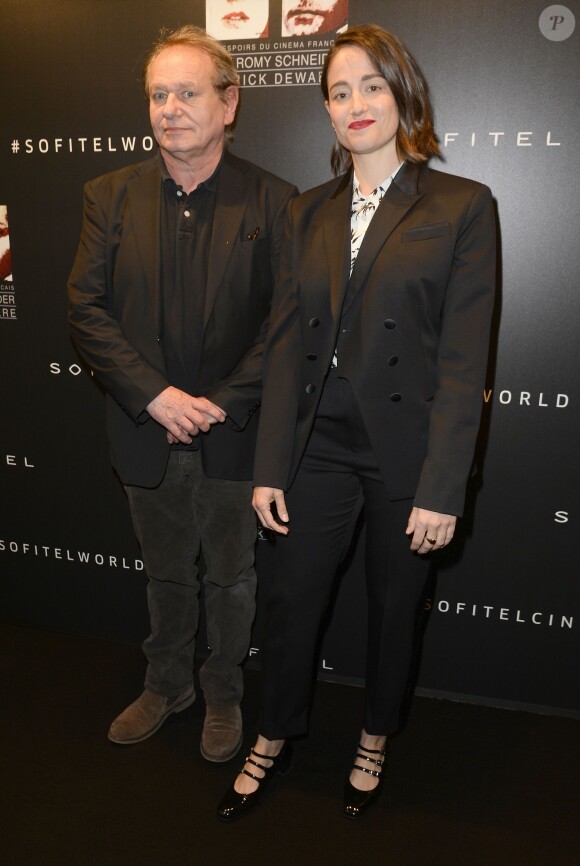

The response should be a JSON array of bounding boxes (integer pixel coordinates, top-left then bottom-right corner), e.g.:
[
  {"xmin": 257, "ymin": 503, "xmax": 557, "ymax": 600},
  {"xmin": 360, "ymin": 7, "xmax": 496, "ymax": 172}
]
[
  {"xmin": 282, "ymin": 0, "xmax": 347, "ymax": 37},
  {"xmin": 148, "ymin": 46, "xmax": 238, "ymax": 165}
]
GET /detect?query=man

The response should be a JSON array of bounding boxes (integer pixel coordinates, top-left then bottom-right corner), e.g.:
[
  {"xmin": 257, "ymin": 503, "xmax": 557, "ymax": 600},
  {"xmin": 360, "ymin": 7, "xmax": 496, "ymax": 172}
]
[
  {"xmin": 282, "ymin": 0, "xmax": 348, "ymax": 37},
  {"xmin": 68, "ymin": 25, "xmax": 296, "ymax": 762}
]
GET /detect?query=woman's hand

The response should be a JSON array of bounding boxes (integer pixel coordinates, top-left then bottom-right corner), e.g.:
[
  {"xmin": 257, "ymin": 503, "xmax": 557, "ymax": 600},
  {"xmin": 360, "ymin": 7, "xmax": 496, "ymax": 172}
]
[
  {"xmin": 406, "ymin": 507, "xmax": 457, "ymax": 554},
  {"xmin": 253, "ymin": 487, "xmax": 290, "ymax": 535}
]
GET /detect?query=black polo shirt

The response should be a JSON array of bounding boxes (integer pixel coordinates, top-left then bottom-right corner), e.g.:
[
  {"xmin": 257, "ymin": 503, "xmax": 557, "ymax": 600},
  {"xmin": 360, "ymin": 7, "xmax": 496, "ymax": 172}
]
[
  {"xmin": 159, "ymin": 153, "xmax": 222, "ymax": 449},
  {"xmin": 159, "ymin": 153, "xmax": 222, "ymax": 394}
]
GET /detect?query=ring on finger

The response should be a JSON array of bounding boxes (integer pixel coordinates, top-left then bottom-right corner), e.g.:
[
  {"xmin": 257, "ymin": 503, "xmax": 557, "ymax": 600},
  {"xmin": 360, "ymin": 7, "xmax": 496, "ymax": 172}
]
[{"xmin": 425, "ymin": 536, "xmax": 437, "ymax": 545}]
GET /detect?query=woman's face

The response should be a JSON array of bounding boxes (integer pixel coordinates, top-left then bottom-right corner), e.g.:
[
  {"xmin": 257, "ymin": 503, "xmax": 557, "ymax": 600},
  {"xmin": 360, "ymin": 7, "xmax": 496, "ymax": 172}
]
[
  {"xmin": 206, "ymin": 0, "xmax": 269, "ymax": 40},
  {"xmin": 325, "ymin": 45, "xmax": 399, "ymax": 170}
]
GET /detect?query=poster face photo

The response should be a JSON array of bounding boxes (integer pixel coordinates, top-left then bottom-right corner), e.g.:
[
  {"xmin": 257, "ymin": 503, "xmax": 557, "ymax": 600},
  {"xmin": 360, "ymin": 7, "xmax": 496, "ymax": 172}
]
[
  {"xmin": 0, "ymin": 205, "xmax": 12, "ymax": 282},
  {"xmin": 281, "ymin": 0, "xmax": 348, "ymax": 36},
  {"xmin": 206, "ymin": 0, "xmax": 270, "ymax": 39}
]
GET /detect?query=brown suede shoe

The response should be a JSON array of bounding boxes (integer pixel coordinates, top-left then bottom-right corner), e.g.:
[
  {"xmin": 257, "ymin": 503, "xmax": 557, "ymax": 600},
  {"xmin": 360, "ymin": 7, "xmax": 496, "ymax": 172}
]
[
  {"xmin": 108, "ymin": 686, "xmax": 195, "ymax": 744},
  {"xmin": 200, "ymin": 705, "xmax": 243, "ymax": 762}
]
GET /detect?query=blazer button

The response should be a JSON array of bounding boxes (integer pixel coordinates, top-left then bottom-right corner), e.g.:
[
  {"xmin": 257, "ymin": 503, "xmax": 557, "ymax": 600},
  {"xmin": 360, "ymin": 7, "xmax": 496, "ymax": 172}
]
[
  {"xmin": 388, "ymin": 355, "xmax": 399, "ymax": 366},
  {"xmin": 309, "ymin": 317, "xmax": 320, "ymax": 328},
  {"xmin": 305, "ymin": 384, "xmax": 316, "ymax": 394},
  {"xmin": 390, "ymin": 393, "xmax": 402, "ymax": 402},
  {"xmin": 306, "ymin": 353, "xmax": 318, "ymax": 361},
  {"xmin": 384, "ymin": 319, "xmax": 396, "ymax": 329}
]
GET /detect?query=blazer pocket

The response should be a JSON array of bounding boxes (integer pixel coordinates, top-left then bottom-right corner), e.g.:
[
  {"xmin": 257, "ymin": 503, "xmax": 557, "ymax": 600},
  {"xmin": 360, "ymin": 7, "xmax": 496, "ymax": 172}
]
[
  {"xmin": 402, "ymin": 220, "xmax": 450, "ymax": 242},
  {"xmin": 237, "ymin": 236, "xmax": 268, "ymax": 255}
]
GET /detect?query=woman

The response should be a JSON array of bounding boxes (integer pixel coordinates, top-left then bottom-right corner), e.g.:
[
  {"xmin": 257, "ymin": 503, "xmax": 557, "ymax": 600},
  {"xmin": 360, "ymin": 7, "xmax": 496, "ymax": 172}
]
[
  {"xmin": 218, "ymin": 24, "xmax": 496, "ymax": 821},
  {"xmin": 205, "ymin": 0, "xmax": 269, "ymax": 40}
]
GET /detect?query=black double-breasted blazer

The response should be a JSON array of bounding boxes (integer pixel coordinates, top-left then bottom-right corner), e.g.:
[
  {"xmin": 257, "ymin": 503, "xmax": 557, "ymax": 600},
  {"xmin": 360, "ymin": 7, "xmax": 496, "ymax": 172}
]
[
  {"xmin": 68, "ymin": 151, "xmax": 297, "ymax": 487},
  {"xmin": 253, "ymin": 162, "xmax": 496, "ymax": 517}
]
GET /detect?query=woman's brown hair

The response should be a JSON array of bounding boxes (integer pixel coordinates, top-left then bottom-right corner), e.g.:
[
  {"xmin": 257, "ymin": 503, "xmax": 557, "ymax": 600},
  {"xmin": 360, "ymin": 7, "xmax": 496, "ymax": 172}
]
[{"xmin": 321, "ymin": 24, "xmax": 441, "ymax": 174}]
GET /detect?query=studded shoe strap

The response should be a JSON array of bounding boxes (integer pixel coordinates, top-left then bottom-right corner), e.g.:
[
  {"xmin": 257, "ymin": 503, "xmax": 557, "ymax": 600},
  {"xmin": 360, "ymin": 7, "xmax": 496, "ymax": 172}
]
[
  {"xmin": 352, "ymin": 742, "xmax": 386, "ymax": 778},
  {"xmin": 240, "ymin": 747, "xmax": 276, "ymax": 781},
  {"xmin": 250, "ymin": 747, "xmax": 280, "ymax": 761}
]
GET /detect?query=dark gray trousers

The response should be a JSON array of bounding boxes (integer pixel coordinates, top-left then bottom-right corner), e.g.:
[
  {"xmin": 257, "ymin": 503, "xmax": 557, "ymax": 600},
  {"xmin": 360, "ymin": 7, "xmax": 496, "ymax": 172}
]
[{"xmin": 125, "ymin": 450, "xmax": 257, "ymax": 707}]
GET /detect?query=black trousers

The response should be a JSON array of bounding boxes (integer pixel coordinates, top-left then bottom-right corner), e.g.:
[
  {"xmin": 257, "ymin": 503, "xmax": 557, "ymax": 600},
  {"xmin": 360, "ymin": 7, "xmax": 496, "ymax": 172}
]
[{"xmin": 260, "ymin": 370, "xmax": 431, "ymax": 739}]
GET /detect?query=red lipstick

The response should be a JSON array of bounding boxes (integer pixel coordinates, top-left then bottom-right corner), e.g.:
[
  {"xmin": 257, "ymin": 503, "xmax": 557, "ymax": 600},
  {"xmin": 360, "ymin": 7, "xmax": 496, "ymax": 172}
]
[{"xmin": 349, "ymin": 120, "xmax": 375, "ymax": 130}]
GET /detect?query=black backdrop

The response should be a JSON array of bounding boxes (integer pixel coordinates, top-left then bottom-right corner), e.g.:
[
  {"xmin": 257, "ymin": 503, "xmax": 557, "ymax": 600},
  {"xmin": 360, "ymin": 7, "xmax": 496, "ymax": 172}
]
[{"xmin": 1, "ymin": 0, "xmax": 578, "ymax": 717}]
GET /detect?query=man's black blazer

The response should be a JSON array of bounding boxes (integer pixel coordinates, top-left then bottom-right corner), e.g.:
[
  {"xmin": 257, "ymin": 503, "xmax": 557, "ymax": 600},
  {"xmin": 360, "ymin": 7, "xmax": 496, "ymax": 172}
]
[
  {"xmin": 68, "ymin": 150, "xmax": 297, "ymax": 487},
  {"xmin": 254, "ymin": 162, "xmax": 496, "ymax": 517}
]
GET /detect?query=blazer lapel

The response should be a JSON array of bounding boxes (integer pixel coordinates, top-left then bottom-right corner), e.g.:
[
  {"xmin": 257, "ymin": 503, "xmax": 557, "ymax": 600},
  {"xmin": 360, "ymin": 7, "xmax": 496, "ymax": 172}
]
[
  {"xmin": 205, "ymin": 151, "xmax": 249, "ymax": 327},
  {"xmin": 345, "ymin": 162, "xmax": 424, "ymax": 311},
  {"xmin": 321, "ymin": 172, "xmax": 352, "ymax": 319},
  {"xmin": 127, "ymin": 160, "xmax": 162, "ymax": 330}
]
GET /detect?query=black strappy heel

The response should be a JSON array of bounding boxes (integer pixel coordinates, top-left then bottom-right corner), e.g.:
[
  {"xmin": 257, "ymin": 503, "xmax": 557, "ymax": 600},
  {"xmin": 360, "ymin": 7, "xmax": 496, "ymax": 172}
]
[
  {"xmin": 343, "ymin": 742, "xmax": 387, "ymax": 819},
  {"xmin": 217, "ymin": 741, "xmax": 292, "ymax": 821}
]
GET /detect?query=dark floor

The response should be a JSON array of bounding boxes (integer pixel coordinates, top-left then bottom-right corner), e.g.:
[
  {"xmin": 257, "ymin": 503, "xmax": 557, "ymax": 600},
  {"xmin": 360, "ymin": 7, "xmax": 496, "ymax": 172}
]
[{"xmin": 1, "ymin": 622, "xmax": 578, "ymax": 866}]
